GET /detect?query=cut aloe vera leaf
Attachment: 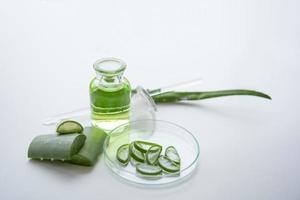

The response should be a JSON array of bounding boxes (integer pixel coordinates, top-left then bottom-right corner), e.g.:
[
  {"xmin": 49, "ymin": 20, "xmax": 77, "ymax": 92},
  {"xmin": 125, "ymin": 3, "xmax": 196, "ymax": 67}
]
[
  {"xmin": 165, "ymin": 146, "xmax": 181, "ymax": 165},
  {"xmin": 116, "ymin": 144, "xmax": 130, "ymax": 166},
  {"xmin": 158, "ymin": 155, "xmax": 180, "ymax": 173},
  {"xmin": 56, "ymin": 120, "xmax": 83, "ymax": 135},
  {"xmin": 133, "ymin": 141, "xmax": 161, "ymax": 153},
  {"xmin": 130, "ymin": 157, "xmax": 143, "ymax": 166},
  {"xmin": 28, "ymin": 133, "xmax": 86, "ymax": 161},
  {"xmin": 136, "ymin": 163, "xmax": 162, "ymax": 177},
  {"xmin": 129, "ymin": 142, "xmax": 145, "ymax": 162},
  {"xmin": 70, "ymin": 126, "xmax": 107, "ymax": 166},
  {"xmin": 146, "ymin": 145, "xmax": 162, "ymax": 165}
]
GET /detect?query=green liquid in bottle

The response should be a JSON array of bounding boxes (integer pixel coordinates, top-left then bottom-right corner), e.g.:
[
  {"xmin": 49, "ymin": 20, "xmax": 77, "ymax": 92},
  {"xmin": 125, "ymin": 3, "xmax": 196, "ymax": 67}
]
[{"xmin": 90, "ymin": 58, "xmax": 131, "ymax": 132}]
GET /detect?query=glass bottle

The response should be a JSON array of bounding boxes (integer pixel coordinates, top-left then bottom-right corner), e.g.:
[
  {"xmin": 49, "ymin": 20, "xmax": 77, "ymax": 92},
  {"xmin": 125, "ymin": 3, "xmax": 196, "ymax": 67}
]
[{"xmin": 90, "ymin": 58, "xmax": 131, "ymax": 131}]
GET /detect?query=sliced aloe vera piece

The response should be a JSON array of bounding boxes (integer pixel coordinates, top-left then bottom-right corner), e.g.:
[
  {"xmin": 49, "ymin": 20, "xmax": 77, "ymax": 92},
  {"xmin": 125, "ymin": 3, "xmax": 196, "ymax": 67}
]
[
  {"xmin": 133, "ymin": 141, "xmax": 161, "ymax": 153},
  {"xmin": 136, "ymin": 163, "xmax": 162, "ymax": 177},
  {"xmin": 130, "ymin": 157, "xmax": 143, "ymax": 166},
  {"xmin": 70, "ymin": 126, "xmax": 107, "ymax": 166},
  {"xmin": 28, "ymin": 133, "xmax": 86, "ymax": 161},
  {"xmin": 165, "ymin": 146, "xmax": 181, "ymax": 165},
  {"xmin": 116, "ymin": 144, "xmax": 130, "ymax": 165},
  {"xmin": 146, "ymin": 145, "xmax": 162, "ymax": 165},
  {"xmin": 129, "ymin": 142, "xmax": 145, "ymax": 162},
  {"xmin": 56, "ymin": 120, "xmax": 83, "ymax": 135},
  {"xmin": 158, "ymin": 155, "xmax": 180, "ymax": 173}
]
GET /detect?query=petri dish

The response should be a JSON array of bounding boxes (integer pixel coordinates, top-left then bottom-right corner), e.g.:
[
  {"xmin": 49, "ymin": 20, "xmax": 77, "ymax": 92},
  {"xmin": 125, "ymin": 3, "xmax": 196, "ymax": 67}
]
[{"xmin": 103, "ymin": 119, "xmax": 200, "ymax": 187}]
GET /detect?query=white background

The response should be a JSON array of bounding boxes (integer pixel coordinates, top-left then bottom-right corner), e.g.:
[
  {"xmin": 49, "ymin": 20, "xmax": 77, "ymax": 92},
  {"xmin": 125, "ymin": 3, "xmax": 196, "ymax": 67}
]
[{"xmin": 0, "ymin": 0, "xmax": 300, "ymax": 199}]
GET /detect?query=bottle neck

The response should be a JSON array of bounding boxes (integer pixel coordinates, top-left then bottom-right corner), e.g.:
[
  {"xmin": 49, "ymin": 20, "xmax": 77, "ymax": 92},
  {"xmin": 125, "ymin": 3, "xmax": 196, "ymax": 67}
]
[
  {"xmin": 96, "ymin": 72, "xmax": 124, "ymax": 87},
  {"xmin": 93, "ymin": 57, "xmax": 127, "ymax": 87}
]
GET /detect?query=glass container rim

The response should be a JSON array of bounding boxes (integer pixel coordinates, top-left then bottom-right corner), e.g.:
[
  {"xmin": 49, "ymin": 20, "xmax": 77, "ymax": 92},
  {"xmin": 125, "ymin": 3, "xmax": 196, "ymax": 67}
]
[{"xmin": 93, "ymin": 57, "xmax": 126, "ymax": 75}]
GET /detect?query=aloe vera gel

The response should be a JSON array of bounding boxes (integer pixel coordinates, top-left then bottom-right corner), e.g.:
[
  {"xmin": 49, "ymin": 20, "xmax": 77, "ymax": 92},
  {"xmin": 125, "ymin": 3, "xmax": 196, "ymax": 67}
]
[{"xmin": 90, "ymin": 58, "xmax": 131, "ymax": 131}]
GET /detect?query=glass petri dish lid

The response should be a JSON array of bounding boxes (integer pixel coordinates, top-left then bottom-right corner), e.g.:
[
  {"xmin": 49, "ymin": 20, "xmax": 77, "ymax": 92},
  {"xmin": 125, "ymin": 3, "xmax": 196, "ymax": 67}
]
[{"xmin": 103, "ymin": 120, "xmax": 200, "ymax": 187}]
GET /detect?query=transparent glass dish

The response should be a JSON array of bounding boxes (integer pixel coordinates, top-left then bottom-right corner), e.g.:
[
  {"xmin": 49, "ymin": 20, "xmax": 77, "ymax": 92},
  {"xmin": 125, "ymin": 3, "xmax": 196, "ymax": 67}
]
[{"xmin": 104, "ymin": 120, "xmax": 200, "ymax": 187}]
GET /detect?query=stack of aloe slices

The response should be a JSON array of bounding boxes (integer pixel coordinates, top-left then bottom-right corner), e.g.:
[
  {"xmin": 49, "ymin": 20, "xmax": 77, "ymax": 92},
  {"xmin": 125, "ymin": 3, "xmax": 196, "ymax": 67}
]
[
  {"xmin": 116, "ymin": 141, "xmax": 181, "ymax": 178},
  {"xmin": 28, "ymin": 120, "xmax": 106, "ymax": 166}
]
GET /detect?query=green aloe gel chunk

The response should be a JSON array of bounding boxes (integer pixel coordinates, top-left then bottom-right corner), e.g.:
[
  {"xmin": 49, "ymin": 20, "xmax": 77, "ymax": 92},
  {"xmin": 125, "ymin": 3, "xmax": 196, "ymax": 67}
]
[
  {"xmin": 136, "ymin": 163, "xmax": 162, "ymax": 177},
  {"xmin": 165, "ymin": 146, "xmax": 181, "ymax": 165},
  {"xmin": 130, "ymin": 157, "xmax": 143, "ymax": 166},
  {"xmin": 115, "ymin": 140, "xmax": 182, "ymax": 179},
  {"xmin": 133, "ymin": 141, "xmax": 161, "ymax": 153},
  {"xmin": 28, "ymin": 133, "xmax": 86, "ymax": 161},
  {"xmin": 158, "ymin": 155, "xmax": 180, "ymax": 173},
  {"xmin": 116, "ymin": 144, "xmax": 130, "ymax": 166},
  {"xmin": 56, "ymin": 120, "xmax": 84, "ymax": 135},
  {"xmin": 70, "ymin": 126, "xmax": 107, "ymax": 166},
  {"xmin": 146, "ymin": 145, "xmax": 162, "ymax": 165},
  {"xmin": 129, "ymin": 142, "xmax": 145, "ymax": 162}
]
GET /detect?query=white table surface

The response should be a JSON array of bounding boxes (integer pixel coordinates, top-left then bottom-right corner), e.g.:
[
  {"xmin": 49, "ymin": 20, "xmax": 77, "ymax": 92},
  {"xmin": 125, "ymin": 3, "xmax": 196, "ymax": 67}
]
[{"xmin": 1, "ymin": 0, "xmax": 299, "ymax": 199}]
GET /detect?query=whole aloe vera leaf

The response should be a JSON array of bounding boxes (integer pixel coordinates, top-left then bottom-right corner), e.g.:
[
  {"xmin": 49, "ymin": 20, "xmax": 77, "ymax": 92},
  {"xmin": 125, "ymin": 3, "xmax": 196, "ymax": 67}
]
[
  {"xmin": 151, "ymin": 89, "xmax": 271, "ymax": 103},
  {"xmin": 28, "ymin": 133, "xmax": 86, "ymax": 161},
  {"xmin": 70, "ymin": 126, "xmax": 107, "ymax": 166}
]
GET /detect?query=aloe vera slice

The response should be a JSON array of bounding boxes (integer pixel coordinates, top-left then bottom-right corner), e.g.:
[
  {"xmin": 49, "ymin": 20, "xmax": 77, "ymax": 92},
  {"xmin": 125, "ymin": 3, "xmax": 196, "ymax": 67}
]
[
  {"xmin": 165, "ymin": 146, "xmax": 180, "ymax": 165},
  {"xmin": 158, "ymin": 155, "xmax": 180, "ymax": 173},
  {"xmin": 146, "ymin": 145, "xmax": 162, "ymax": 165},
  {"xmin": 129, "ymin": 142, "xmax": 145, "ymax": 162},
  {"xmin": 116, "ymin": 144, "xmax": 130, "ymax": 166},
  {"xmin": 136, "ymin": 163, "xmax": 162, "ymax": 177},
  {"xmin": 56, "ymin": 120, "xmax": 83, "ymax": 135},
  {"xmin": 130, "ymin": 157, "xmax": 142, "ymax": 166},
  {"xmin": 133, "ymin": 141, "xmax": 161, "ymax": 153},
  {"xmin": 28, "ymin": 133, "xmax": 86, "ymax": 161},
  {"xmin": 70, "ymin": 126, "xmax": 107, "ymax": 166}
]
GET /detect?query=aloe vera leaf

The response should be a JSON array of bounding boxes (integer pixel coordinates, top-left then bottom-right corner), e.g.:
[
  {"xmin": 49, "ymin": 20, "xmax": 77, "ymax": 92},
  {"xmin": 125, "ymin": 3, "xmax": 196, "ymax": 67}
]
[
  {"xmin": 146, "ymin": 145, "xmax": 162, "ymax": 165},
  {"xmin": 116, "ymin": 144, "xmax": 130, "ymax": 166},
  {"xmin": 136, "ymin": 163, "xmax": 162, "ymax": 176},
  {"xmin": 152, "ymin": 89, "xmax": 271, "ymax": 103},
  {"xmin": 158, "ymin": 155, "xmax": 180, "ymax": 173},
  {"xmin": 133, "ymin": 141, "xmax": 161, "ymax": 153},
  {"xmin": 56, "ymin": 120, "xmax": 83, "ymax": 135},
  {"xmin": 129, "ymin": 142, "xmax": 145, "ymax": 163},
  {"xmin": 165, "ymin": 146, "xmax": 181, "ymax": 165},
  {"xmin": 28, "ymin": 133, "xmax": 86, "ymax": 161},
  {"xmin": 70, "ymin": 126, "xmax": 107, "ymax": 166}
]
